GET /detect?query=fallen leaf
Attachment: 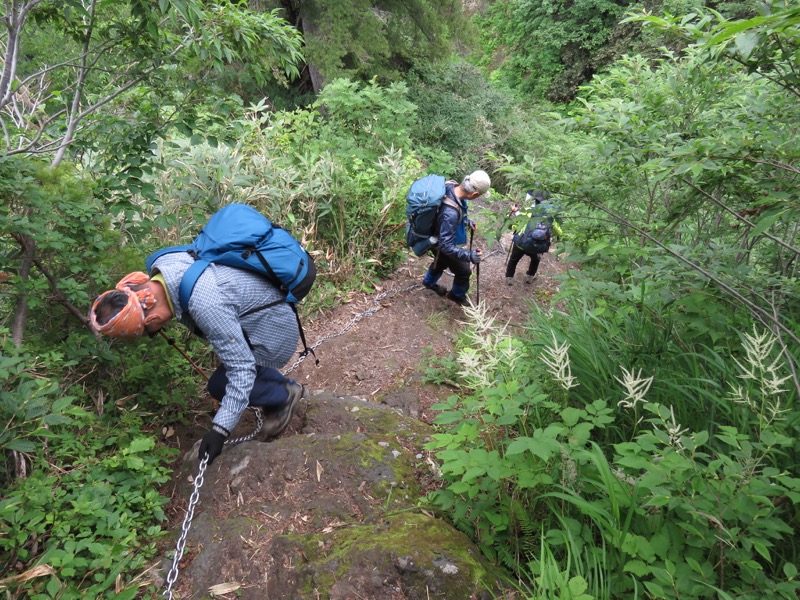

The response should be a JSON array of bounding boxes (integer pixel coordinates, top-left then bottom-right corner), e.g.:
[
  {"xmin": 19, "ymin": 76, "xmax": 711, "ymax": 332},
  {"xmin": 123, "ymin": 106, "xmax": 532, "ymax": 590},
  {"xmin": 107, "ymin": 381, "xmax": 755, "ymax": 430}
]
[
  {"xmin": 208, "ymin": 582, "xmax": 241, "ymax": 595},
  {"xmin": 115, "ymin": 394, "xmax": 138, "ymax": 407},
  {"xmin": 0, "ymin": 564, "xmax": 55, "ymax": 587}
]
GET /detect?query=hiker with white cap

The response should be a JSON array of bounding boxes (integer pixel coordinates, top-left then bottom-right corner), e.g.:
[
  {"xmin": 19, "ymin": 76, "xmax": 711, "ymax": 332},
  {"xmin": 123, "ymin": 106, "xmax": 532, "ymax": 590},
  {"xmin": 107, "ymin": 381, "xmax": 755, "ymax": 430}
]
[{"xmin": 421, "ymin": 170, "xmax": 491, "ymax": 306}]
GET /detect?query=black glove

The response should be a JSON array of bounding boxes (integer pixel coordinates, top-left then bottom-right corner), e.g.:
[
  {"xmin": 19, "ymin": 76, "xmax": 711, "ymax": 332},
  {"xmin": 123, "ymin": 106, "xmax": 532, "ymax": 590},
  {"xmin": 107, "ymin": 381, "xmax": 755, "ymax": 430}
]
[
  {"xmin": 199, "ymin": 429, "xmax": 226, "ymax": 464},
  {"xmin": 470, "ymin": 250, "xmax": 482, "ymax": 265}
]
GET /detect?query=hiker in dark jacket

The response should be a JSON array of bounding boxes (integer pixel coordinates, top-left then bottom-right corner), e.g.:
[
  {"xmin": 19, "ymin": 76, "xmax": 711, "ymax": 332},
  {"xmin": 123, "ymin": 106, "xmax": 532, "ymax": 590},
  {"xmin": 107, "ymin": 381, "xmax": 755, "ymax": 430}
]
[
  {"xmin": 422, "ymin": 170, "xmax": 490, "ymax": 306},
  {"xmin": 506, "ymin": 188, "xmax": 562, "ymax": 285},
  {"xmin": 89, "ymin": 258, "xmax": 304, "ymax": 465}
]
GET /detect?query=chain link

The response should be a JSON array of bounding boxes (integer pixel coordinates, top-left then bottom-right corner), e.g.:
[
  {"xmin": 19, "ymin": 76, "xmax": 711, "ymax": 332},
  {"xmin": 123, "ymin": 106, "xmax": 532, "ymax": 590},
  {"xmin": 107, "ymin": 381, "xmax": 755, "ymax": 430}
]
[{"xmin": 163, "ymin": 454, "xmax": 208, "ymax": 599}]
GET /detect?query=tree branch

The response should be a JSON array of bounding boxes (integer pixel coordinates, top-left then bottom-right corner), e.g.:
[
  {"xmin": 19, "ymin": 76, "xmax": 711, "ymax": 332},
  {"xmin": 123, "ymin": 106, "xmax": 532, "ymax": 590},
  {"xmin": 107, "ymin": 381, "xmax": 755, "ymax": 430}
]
[
  {"xmin": 682, "ymin": 178, "xmax": 800, "ymax": 258},
  {"xmin": 31, "ymin": 256, "xmax": 90, "ymax": 327},
  {"xmin": 584, "ymin": 197, "xmax": 800, "ymax": 348}
]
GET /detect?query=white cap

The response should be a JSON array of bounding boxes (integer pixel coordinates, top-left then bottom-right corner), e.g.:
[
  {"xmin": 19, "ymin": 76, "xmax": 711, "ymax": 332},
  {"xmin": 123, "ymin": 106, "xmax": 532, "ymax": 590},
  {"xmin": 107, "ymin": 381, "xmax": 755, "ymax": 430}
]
[{"xmin": 465, "ymin": 170, "xmax": 491, "ymax": 196}]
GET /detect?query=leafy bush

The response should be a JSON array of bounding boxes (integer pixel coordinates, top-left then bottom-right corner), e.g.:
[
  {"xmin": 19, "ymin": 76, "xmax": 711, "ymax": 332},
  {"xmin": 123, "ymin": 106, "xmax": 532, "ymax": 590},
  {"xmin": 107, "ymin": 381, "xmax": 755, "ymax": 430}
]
[
  {"xmin": 405, "ymin": 60, "xmax": 559, "ymax": 183},
  {"xmin": 425, "ymin": 302, "xmax": 800, "ymax": 598},
  {"xmin": 0, "ymin": 339, "xmax": 177, "ymax": 598},
  {"xmin": 1, "ymin": 436, "xmax": 174, "ymax": 598},
  {"xmin": 476, "ymin": 0, "xmax": 627, "ymax": 102},
  {"xmin": 0, "ymin": 342, "xmax": 88, "ymax": 485}
]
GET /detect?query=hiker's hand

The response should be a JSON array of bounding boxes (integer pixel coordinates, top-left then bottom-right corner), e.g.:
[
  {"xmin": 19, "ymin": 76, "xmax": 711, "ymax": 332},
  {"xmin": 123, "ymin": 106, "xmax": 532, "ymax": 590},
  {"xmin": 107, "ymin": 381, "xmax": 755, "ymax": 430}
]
[
  {"xmin": 510, "ymin": 203, "xmax": 518, "ymax": 214},
  {"xmin": 470, "ymin": 249, "xmax": 482, "ymax": 265},
  {"xmin": 199, "ymin": 429, "xmax": 226, "ymax": 464},
  {"xmin": 469, "ymin": 220, "xmax": 477, "ymax": 232}
]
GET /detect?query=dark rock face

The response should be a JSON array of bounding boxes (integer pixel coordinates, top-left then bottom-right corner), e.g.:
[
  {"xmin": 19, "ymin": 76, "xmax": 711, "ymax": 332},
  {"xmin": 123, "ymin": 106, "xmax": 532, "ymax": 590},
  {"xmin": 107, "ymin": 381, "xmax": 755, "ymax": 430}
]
[{"xmin": 163, "ymin": 391, "xmax": 505, "ymax": 599}]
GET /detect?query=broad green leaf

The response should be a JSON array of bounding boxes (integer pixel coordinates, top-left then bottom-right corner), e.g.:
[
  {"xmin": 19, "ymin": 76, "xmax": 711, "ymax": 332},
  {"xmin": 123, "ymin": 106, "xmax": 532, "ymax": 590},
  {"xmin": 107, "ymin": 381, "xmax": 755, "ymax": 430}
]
[
  {"xmin": 686, "ymin": 555, "xmax": 705, "ymax": 575},
  {"xmin": 4, "ymin": 439, "xmax": 37, "ymax": 452},
  {"xmin": 707, "ymin": 15, "xmax": 770, "ymax": 45},
  {"xmin": 734, "ymin": 32, "xmax": 760, "ymax": 60},
  {"xmin": 433, "ymin": 411, "xmax": 465, "ymax": 425},
  {"xmin": 42, "ymin": 414, "xmax": 72, "ymax": 426},
  {"xmin": 560, "ymin": 406, "xmax": 584, "ymax": 427},
  {"xmin": 51, "ymin": 397, "xmax": 73, "ymax": 412},
  {"xmin": 128, "ymin": 437, "xmax": 155, "ymax": 454},
  {"xmin": 624, "ymin": 559, "xmax": 651, "ymax": 576},
  {"xmin": 568, "ymin": 575, "xmax": 589, "ymax": 595},
  {"xmin": 587, "ymin": 241, "xmax": 609, "ymax": 256},
  {"xmin": 750, "ymin": 209, "xmax": 784, "ymax": 237},
  {"xmin": 645, "ymin": 494, "xmax": 671, "ymax": 507}
]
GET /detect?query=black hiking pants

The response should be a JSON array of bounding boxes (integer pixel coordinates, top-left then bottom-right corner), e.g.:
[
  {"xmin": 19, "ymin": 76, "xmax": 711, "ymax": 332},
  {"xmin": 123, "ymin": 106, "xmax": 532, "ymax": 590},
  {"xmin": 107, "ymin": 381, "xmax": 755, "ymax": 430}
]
[
  {"xmin": 505, "ymin": 245, "xmax": 540, "ymax": 279},
  {"xmin": 425, "ymin": 250, "xmax": 472, "ymax": 298}
]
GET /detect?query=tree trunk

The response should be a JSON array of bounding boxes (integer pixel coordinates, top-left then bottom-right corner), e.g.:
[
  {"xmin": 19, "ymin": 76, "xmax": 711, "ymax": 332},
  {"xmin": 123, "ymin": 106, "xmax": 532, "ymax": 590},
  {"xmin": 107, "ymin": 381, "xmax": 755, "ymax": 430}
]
[
  {"xmin": 11, "ymin": 234, "xmax": 34, "ymax": 347},
  {"xmin": 297, "ymin": 12, "xmax": 324, "ymax": 93}
]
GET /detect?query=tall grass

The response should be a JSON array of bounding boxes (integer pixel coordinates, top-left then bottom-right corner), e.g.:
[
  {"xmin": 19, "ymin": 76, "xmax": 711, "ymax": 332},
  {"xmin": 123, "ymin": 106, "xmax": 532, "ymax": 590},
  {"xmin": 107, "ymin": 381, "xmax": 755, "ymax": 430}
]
[{"xmin": 426, "ymin": 298, "xmax": 800, "ymax": 599}]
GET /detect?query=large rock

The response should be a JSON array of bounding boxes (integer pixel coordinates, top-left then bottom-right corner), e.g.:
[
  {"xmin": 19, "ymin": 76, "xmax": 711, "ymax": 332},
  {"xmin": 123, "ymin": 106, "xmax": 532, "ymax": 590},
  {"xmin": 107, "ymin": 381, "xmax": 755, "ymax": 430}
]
[{"xmin": 162, "ymin": 390, "xmax": 505, "ymax": 599}]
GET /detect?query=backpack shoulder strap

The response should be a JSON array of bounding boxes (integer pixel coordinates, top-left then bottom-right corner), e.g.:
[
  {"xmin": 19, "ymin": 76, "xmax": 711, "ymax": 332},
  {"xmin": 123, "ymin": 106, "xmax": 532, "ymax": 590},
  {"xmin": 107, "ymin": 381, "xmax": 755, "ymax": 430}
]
[
  {"xmin": 291, "ymin": 303, "xmax": 318, "ymax": 365},
  {"xmin": 441, "ymin": 196, "xmax": 463, "ymax": 222},
  {"xmin": 146, "ymin": 244, "xmax": 192, "ymax": 274},
  {"xmin": 178, "ymin": 259, "xmax": 210, "ymax": 314}
]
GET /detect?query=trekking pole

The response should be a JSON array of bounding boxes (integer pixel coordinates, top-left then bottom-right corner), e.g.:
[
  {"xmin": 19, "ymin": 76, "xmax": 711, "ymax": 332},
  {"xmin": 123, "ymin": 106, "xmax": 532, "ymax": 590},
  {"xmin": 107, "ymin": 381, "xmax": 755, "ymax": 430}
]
[
  {"xmin": 476, "ymin": 261, "xmax": 480, "ymax": 305},
  {"xmin": 159, "ymin": 331, "xmax": 220, "ymax": 412},
  {"xmin": 469, "ymin": 227, "xmax": 480, "ymax": 305},
  {"xmin": 159, "ymin": 330, "xmax": 209, "ymax": 382}
]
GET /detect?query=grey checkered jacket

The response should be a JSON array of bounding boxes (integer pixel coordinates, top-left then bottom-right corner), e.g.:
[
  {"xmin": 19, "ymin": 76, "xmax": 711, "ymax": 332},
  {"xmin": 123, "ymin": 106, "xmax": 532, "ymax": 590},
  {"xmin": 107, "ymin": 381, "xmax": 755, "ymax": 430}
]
[{"xmin": 151, "ymin": 252, "xmax": 300, "ymax": 433}]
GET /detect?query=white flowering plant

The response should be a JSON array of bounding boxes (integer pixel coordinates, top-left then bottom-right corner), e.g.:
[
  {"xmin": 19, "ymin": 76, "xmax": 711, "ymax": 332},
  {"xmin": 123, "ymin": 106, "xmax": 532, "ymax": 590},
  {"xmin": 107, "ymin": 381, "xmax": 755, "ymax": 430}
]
[{"xmin": 424, "ymin": 305, "xmax": 800, "ymax": 599}]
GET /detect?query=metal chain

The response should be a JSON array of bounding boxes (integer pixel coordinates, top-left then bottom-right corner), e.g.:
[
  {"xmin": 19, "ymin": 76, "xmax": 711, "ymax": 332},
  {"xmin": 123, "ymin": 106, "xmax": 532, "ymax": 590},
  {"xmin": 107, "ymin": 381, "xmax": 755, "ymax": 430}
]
[
  {"xmin": 225, "ymin": 405, "xmax": 264, "ymax": 445},
  {"xmin": 163, "ymin": 454, "xmax": 208, "ymax": 599},
  {"xmin": 282, "ymin": 282, "xmax": 422, "ymax": 374}
]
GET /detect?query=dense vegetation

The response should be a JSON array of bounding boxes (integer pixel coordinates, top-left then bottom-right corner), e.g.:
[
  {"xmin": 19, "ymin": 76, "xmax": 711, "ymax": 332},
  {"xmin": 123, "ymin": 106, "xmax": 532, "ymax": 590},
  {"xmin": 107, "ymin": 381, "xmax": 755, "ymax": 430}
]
[{"xmin": 1, "ymin": 0, "xmax": 797, "ymax": 598}]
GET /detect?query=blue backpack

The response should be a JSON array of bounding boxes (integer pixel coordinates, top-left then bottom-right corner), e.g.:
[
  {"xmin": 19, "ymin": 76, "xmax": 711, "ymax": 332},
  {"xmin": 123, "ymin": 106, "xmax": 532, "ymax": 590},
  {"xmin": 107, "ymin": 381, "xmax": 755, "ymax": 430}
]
[
  {"xmin": 146, "ymin": 203, "xmax": 317, "ymax": 358},
  {"xmin": 404, "ymin": 175, "xmax": 461, "ymax": 256}
]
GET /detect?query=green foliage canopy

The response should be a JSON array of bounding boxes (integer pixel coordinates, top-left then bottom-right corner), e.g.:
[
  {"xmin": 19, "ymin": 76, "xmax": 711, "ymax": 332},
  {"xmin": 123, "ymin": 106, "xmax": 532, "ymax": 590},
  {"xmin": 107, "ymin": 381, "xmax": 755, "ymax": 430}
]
[
  {"xmin": 478, "ymin": 0, "xmax": 627, "ymax": 101},
  {"xmin": 282, "ymin": 0, "xmax": 465, "ymax": 87}
]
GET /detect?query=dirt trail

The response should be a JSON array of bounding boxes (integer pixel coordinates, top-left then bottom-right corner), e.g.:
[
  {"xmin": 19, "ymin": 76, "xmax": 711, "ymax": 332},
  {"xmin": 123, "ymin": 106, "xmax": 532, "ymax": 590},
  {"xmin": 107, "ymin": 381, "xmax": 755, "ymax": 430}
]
[{"xmin": 287, "ymin": 230, "xmax": 566, "ymax": 423}]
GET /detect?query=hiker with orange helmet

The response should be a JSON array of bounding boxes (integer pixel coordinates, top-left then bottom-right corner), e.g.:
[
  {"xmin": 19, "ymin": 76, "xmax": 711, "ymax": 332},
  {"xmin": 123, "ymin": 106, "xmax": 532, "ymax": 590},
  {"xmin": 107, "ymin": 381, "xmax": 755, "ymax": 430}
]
[{"xmin": 90, "ymin": 256, "xmax": 304, "ymax": 465}]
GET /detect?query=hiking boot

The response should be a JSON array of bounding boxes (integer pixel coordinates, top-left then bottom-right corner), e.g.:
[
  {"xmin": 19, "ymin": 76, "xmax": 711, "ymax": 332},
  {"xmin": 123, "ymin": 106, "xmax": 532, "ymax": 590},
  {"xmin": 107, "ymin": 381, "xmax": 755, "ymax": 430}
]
[
  {"xmin": 525, "ymin": 275, "xmax": 536, "ymax": 284},
  {"xmin": 262, "ymin": 382, "xmax": 305, "ymax": 438},
  {"xmin": 506, "ymin": 277, "xmax": 514, "ymax": 286},
  {"xmin": 445, "ymin": 291, "xmax": 469, "ymax": 307},
  {"xmin": 423, "ymin": 282, "xmax": 447, "ymax": 296}
]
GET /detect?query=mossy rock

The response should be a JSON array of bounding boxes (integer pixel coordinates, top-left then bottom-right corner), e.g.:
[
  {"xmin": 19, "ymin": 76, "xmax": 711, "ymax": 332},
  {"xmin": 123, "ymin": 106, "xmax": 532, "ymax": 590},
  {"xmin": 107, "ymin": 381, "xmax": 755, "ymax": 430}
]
[{"xmin": 163, "ymin": 392, "xmax": 507, "ymax": 599}]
